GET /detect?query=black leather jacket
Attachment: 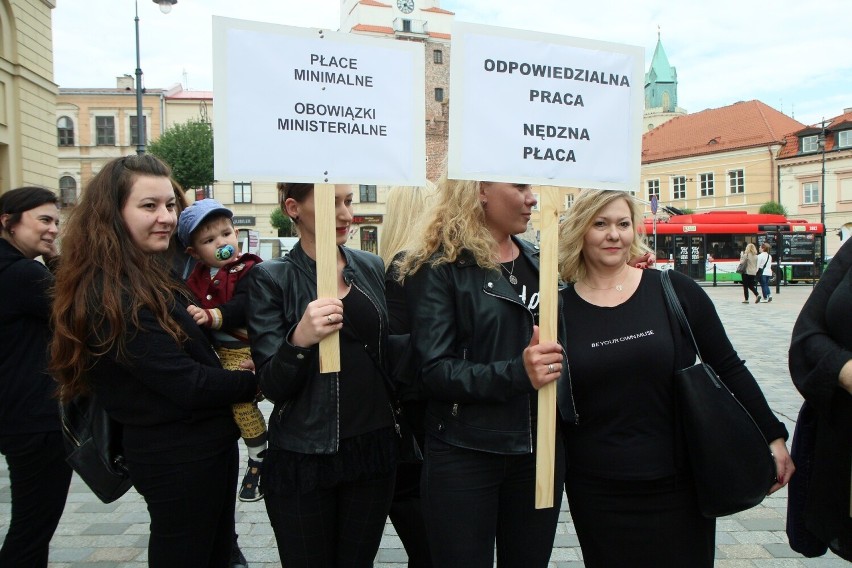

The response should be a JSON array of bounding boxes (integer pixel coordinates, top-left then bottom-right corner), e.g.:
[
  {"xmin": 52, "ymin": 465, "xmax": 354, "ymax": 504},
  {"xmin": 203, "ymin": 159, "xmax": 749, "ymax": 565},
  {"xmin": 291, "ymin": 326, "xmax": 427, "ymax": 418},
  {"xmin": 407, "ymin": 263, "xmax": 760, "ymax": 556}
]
[
  {"xmin": 403, "ymin": 237, "xmax": 575, "ymax": 455},
  {"xmin": 247, "ymin": 242, "xmax": 390, "ymax": 454}
]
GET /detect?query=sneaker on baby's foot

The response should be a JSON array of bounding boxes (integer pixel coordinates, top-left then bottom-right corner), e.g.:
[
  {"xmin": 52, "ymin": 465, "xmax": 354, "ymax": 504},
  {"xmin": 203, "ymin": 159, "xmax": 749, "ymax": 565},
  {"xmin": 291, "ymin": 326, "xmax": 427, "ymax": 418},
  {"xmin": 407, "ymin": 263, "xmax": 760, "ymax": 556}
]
[{"xmin": 238, "ymin": 459, "xmax": 264, "ymax": 502}]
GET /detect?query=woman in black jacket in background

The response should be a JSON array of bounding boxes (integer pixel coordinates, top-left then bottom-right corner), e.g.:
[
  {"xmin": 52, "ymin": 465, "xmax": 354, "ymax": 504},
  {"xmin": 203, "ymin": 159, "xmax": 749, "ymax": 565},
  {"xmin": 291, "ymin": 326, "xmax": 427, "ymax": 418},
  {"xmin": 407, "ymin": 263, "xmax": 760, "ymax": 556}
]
[{"xmin": 0, "ymin": 187, "xmax": 70, "ymax": 567}]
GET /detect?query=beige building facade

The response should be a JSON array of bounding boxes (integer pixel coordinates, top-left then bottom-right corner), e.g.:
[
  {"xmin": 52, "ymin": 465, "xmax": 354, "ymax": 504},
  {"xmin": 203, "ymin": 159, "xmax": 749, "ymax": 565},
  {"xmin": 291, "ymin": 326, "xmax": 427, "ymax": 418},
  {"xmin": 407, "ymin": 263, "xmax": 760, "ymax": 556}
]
[
  {"xmin": 777, "ymin": 109, "xmax": 852, "ymax": 256},
  {"xmin": 0, "ymin": 0, "xmax": 57, "ymax": 194},
  {"xmin": 57, "ymin": 77, "xmax": 165, "ymax": 207}
]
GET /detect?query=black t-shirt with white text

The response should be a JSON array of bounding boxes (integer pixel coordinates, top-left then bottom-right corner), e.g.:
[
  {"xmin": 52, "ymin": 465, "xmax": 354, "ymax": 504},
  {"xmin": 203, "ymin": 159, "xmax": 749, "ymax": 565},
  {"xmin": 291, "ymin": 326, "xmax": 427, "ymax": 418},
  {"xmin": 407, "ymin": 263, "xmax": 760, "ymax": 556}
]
[{"xmin": 561, "ymin": 270, "xmax": 677, "ymax": 479}]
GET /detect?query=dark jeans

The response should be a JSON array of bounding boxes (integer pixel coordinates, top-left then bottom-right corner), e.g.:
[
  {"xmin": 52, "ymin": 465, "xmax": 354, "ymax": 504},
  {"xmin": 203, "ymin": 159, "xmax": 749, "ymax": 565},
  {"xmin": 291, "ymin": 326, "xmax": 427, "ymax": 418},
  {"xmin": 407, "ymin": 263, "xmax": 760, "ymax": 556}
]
[
  {"xmin": 759, "ymin": 274, "xmax": 772, "ymax": 299},
  {"xmin": 0, "ymin": 431, "xmax": 72, "ymax": 568},
  {"xmin": 127, "ymin": 442, "xmax": 239, "ymax": 568},
  {"xmin": 264, "ymin": 472, "xmax": 396, "ymax": 567},
  {"xmin": 741, "ymin": 274, "xmax": 759, "ymax": 300},
  {"xmin": 389, "ymin": 461, "xmax": 432, "ymax": 568},
  {"xmin": 421, "ymin": 434, "xmax": 565, "ymax": 568}
]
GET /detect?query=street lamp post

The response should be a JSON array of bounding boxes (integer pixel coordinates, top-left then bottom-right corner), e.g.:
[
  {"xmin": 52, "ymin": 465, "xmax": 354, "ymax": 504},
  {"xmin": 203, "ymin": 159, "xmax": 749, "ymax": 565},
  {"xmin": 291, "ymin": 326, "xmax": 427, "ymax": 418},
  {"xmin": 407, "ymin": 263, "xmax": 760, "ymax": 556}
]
[
  {"xmin": 820, "ymin": 130, "xmax": 826, "ymax": 273},
  {"xmin": 135, "ymin": 0, "xmax": 178, "ymax": 155}
]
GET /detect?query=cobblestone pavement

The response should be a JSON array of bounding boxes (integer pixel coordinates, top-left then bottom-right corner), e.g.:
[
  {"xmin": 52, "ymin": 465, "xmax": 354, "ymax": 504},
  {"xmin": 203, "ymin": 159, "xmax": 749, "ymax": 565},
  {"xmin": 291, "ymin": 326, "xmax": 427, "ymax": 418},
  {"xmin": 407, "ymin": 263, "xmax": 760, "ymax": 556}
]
[{"xmin": 1, "ymin": 282, "xmax": 848, "ymax": 566}]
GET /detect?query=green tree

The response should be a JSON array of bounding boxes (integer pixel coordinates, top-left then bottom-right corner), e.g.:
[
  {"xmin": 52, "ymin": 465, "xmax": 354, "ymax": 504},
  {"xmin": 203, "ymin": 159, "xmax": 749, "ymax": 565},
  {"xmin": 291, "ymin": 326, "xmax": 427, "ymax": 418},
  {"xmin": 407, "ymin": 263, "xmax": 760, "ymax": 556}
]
[
  {"xmin": 759, "ymin": 201, "xmax": 788, "ymax": 216},
  {"xmin": 270, "ymin": 207, "xmax": 294, "ymax": 237},
  {"xmin": 147, "ymin": 119, "xmax": 213, "ymax": 192}
]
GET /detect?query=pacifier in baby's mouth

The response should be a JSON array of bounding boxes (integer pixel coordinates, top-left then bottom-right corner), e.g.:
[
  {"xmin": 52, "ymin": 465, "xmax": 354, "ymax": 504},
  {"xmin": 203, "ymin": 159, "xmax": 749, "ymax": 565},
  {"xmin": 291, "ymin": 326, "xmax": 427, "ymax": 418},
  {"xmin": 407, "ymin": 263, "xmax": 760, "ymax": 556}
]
[{"xmin": 215, "ymin": 244, "xmax": 235, "ymax": 261}]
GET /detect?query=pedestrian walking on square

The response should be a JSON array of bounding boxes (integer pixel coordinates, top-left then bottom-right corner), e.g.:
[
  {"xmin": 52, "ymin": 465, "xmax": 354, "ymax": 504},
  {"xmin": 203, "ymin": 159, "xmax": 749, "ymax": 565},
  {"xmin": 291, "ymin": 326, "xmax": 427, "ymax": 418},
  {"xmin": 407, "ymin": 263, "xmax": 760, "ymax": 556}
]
[
  {"xmin": 247, "ymin": 183, "xmax": 398, "ymax": 567},
  {"xmin": 50, "ymin": 154, "xmax": 258, "ymax": 568},
  {"xmin": 395, "ymin": 177, "xmax": 565, "ymax": 567},
  {"xmin": 740, "ymin": 243, "xmax": 761, "ymax": 303},
  {"xmin": 756, "ymin": 242, "xmax": 773, "ymax": 302},
  {"xmin": 0, "ymin": 187, "xmax": 71, "ymax": 568},
  {"xmin": 788, "ymin": 237, "xmax": 852, "ymax": 561},
  {"xmin": 557, "ymin": 189, "xmax": 793, "ymax": 568}
]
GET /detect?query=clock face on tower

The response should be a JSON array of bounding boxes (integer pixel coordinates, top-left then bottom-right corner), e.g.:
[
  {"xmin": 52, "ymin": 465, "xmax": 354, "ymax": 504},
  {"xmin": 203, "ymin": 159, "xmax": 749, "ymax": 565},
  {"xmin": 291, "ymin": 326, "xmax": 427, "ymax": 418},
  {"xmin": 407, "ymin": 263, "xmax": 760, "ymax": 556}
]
[{"xmin": 397, "ymin": 0, "xmax": 415, "ymax": 14}]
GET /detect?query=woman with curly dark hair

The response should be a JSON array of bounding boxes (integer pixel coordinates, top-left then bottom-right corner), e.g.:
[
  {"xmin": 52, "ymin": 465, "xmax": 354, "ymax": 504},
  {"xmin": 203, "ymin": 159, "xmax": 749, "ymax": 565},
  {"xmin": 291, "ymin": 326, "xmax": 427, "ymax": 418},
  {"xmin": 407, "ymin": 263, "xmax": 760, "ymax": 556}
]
[{"xmin": 50, "ymin": 154, "xmax": 257, "ymax": 568}]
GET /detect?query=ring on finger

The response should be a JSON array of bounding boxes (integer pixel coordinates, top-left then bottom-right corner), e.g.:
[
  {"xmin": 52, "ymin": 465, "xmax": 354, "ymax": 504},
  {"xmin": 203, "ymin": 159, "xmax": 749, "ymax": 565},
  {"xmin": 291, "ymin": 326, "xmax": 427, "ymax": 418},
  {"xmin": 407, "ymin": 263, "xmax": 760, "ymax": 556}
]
[
  {"xmin": 547, "ymin": 363, "xmax": 554, "ymax": 374},
  {"xmin": 326, "ymin": 315, "xmax": 333, "ymax": 324}
]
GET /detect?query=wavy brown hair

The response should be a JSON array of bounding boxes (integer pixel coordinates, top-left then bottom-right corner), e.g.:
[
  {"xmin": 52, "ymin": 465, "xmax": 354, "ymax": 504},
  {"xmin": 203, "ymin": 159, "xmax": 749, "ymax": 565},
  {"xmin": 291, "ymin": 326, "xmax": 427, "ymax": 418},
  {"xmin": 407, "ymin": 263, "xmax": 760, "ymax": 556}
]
[{"xmin": 51, "ymin": 155, "xmax": 189, "ymax": 402}]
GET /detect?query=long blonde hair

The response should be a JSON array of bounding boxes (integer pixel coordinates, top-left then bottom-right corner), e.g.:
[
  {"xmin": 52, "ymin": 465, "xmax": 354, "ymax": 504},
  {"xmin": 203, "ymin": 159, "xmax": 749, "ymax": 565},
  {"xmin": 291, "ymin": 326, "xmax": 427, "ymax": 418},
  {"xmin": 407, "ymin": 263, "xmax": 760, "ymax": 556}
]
[
  {"xmin": 558, "ymin": 189, "xmax": 649, "ymax": 283},
  {"xmin": 397, "ymin": 176, "xmax": 499, "ymax": 277},
  {"xmin": 379, "ymin": 182, "xmax": 436, "ymax": 268}
]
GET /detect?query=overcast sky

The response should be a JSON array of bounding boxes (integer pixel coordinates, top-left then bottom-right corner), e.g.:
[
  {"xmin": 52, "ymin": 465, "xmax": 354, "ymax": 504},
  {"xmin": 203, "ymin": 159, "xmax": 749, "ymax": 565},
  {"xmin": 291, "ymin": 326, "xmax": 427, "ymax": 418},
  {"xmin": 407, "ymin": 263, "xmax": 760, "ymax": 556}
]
[{"xmin": 53, "ymin": 0, "xmax": 850, "ymax": 128}]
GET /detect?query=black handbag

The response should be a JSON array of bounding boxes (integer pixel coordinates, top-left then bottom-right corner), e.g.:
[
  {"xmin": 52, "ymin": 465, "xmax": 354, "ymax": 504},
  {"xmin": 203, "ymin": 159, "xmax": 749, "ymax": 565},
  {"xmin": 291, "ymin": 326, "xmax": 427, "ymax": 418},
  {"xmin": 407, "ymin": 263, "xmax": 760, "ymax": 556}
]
[
  {"xmin": 661, "ymin": 271, "xmax": 776, "ymax": 518},
  {"xmin": 60, "ymin": 394, "xmax": 133, "ymax": 503}
]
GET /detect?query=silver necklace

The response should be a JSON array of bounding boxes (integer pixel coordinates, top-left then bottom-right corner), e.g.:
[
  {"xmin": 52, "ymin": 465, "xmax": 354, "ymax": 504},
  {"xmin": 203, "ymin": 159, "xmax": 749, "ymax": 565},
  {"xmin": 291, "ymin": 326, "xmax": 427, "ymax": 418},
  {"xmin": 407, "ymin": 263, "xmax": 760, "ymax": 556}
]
[
  {"xmin": 581, "ymin": 266, "xmax": 629, "ymax": 292},
  {"xmin": 501, "ymin": 258, "xmax": 518, "ymax": 285}
]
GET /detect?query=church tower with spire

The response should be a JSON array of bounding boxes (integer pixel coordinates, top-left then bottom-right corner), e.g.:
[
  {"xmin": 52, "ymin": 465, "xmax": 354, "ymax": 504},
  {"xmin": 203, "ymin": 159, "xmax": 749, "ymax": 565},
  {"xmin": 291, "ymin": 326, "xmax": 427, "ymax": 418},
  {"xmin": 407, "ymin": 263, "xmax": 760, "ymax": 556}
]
[{"xmin": 643, "ymin": 31, "xmax": 686, "ymax": 130}]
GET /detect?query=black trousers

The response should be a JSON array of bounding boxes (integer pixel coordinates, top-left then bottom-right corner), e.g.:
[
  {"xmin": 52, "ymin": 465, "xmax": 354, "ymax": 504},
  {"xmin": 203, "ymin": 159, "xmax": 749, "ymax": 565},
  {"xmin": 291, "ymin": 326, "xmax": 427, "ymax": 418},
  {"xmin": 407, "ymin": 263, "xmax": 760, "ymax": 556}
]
[
  {"xmin": 127, "ymin": 442, "xmax": 239, "ymax": 568},
  {"xmin": 741, "ymin": 274, "xmax": 759, "ymax": 300},
  {"xmin": 0, "ymin": 431, "xmax": 72, "ymax": 568},
  {"xmin": 389, "ymin": 461, "xmax": 432, "ymax": 568},
  {"xmin": 421, "ymin": 434, "xmax": 565, "ymax": 568},
  {"xmin": 264, "ymin": 471, "xmax": 396, "ymax": 567}
]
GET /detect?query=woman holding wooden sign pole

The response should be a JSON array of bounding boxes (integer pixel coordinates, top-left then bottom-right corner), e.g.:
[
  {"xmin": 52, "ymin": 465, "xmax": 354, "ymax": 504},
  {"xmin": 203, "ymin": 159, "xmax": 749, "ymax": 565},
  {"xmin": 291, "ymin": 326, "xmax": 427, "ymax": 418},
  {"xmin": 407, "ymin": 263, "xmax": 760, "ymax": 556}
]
[
  {"xmin": 397, "ymin": 178, "xmax": 566, "ymax": 567},
  {"xmin": 247, "ymin": 183, "xmax": 398, "ymax": 567}
]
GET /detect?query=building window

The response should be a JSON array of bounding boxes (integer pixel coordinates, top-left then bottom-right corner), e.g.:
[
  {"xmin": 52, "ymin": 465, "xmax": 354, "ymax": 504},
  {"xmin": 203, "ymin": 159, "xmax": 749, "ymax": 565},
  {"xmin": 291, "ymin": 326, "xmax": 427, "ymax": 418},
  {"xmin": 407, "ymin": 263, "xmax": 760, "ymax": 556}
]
[
  {"xmin": 95, "ymin": 116, "xmax": 115, "ymax": 146},
  {"xmin": 803, "ymin": 181, "xmax": 820, "ymax": 205},
  {"xmin": 402, "ymin": 19, "xmax": 411, "ymax": 32},
  {"xmin": 699, "ymin": 173, "xmax": 714, "ymax": 197},
  {"xmin": 564, "ymin": 194, "xmax": 574, "ymax": 209},
  {"xmin": 59, "ymin": 176, "xmax": 76, "ymax": 207},
  {"xmin": 360, "ymin": 226, "xmax": 378, "ymax": 254},
  {"xmin": 647, "ymin": 179, "xmax": 660, "ymax": 199},
  {"xmin": 233, "ymin": 182, "xmax": 252, "ymax": 203},
  {"xmin": 728, "ymin": 169, "xmax": 745, "ymax": 194},
  {"xmin": 801, "ymin": 135, "xmax": 819, "ymax": 153},
  {"xmin": 130, "ymin": 116, "xmax": 147, "ymax": 147},
  {"xmin": 434, "ymin": 88, "xmax": 444, "ymax": 102},
  {"xmin": 57, "ymin": 116, "xmax": 74, "ymax": 147},
  {"xmin": 359, "ymin": 184, "xmax": 377, "ymax": 203},
  {"xmin": 195, "ymin": 185, "xmax": 213, "ymax": 202},
  {"xmin": 838, "ymin": 130, "xmax": 852, "ymax": 149},
  {"xmin": 672, "ymin": 176, "xmax": 686, "ymax": 200},
  {"xmin": 433, "ymin": 49, "xmax": 443, "ymax": 64}
]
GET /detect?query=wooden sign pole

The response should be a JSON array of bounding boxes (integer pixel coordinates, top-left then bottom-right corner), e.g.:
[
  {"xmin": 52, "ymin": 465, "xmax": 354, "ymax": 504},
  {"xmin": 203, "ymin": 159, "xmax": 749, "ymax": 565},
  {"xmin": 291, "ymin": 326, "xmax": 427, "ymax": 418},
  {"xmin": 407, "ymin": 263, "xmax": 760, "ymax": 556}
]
[
  {"xmin": 535, "ymin": 187, "xmax": 560, "ymax": 509},
  {"xmin": 315, "ymin": 183, "xmax": 341, "ymax": 373}
]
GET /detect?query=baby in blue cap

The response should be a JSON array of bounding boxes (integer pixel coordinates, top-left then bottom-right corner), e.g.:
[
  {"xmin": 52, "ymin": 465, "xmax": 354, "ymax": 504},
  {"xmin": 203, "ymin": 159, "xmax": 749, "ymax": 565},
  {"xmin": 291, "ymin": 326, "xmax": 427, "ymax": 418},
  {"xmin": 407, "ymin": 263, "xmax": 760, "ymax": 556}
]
[{"xmin": 178, "ymin": 199, "xmax": 267, "ymax": 503}]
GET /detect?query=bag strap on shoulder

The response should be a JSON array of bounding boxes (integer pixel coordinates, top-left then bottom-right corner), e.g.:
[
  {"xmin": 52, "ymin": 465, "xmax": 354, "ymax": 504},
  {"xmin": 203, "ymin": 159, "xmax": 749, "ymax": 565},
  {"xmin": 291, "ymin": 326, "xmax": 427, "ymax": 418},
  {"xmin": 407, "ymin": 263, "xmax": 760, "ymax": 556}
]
[{"xmin": 661, "ymin": 271, "xmax": 704, "ymax": 364}]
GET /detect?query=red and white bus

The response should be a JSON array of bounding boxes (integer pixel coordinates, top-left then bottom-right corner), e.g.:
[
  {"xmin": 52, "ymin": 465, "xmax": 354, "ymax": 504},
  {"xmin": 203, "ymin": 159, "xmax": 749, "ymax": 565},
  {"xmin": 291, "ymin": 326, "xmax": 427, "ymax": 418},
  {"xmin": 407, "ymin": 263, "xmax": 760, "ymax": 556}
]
[{"xmin": 643, "ymin": 211, "xmax": 825, "ymax": 282}]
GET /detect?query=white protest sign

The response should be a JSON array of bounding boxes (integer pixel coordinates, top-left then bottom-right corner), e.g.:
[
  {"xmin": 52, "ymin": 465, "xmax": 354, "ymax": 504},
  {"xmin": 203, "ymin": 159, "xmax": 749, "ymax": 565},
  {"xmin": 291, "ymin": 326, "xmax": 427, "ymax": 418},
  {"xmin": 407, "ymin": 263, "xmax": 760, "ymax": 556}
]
[
  {"xmin": 213, "ymin": 17, "xmax": 426, "ymax": 186},
  {"xmin": 448, "ymin": 22, "xmax": 643, "ymax": 189}
]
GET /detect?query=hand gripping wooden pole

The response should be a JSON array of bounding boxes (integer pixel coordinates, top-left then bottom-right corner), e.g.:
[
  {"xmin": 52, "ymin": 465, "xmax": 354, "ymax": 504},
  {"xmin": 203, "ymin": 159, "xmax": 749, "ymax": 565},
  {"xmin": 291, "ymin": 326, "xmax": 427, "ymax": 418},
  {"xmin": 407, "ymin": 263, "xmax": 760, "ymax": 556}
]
[
  {"xmin": 535, "ymin": 187, "xmax": 559, "ymax": 509},
  {"xmin": 315, "ymin": 184, "xmax": 341, "ymax": 373}
]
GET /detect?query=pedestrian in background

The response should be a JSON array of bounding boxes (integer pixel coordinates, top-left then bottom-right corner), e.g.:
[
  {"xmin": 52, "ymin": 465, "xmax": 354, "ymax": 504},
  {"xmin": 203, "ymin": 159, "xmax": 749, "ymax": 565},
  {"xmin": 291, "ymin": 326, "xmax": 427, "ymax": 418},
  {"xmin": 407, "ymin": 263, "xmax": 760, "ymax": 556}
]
[
  {"xmin": 756, "ymin": 242, "xmax": 773, "ymax": 302},
  {"xmin": 248, "ymin": 183, "xmax": 397, "ymax": 567},
  {"xmin": 379, "ymin": 183, "xmax": 436, "ymax": 568},
  {"xmin": 788, "ymin": 237, "xmax": 852, "ymax": 560},
  {"xmin": 396, "ymin": 177, "xmax": 565, "ymax": 567},
  {"xmin": 0, "ymin": 187, "xmax": 71, "ymax": 567},
  {"xmin": 557, "ymin": 189, "xmax": 793, "ymax": 567},
  {"xmin": 50, "ymin": 154, "xmax": 258, "ymax": 568},
  {"xmin": 740, "ymin": 243, "xmax": 761, "ymax": 303}
]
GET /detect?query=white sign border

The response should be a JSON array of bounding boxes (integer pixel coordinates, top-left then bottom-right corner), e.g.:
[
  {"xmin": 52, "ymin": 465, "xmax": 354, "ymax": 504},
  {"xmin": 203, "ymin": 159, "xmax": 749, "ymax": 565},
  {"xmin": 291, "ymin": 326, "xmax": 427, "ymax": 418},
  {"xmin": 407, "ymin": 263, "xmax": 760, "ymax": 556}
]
[
  {"xmin": 212, "ymin": 16, "xmax": 426, "ymax": 186},
  {"xmin": 448, "ymin": 21, "xmax": 644, "ymax": 190}
]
